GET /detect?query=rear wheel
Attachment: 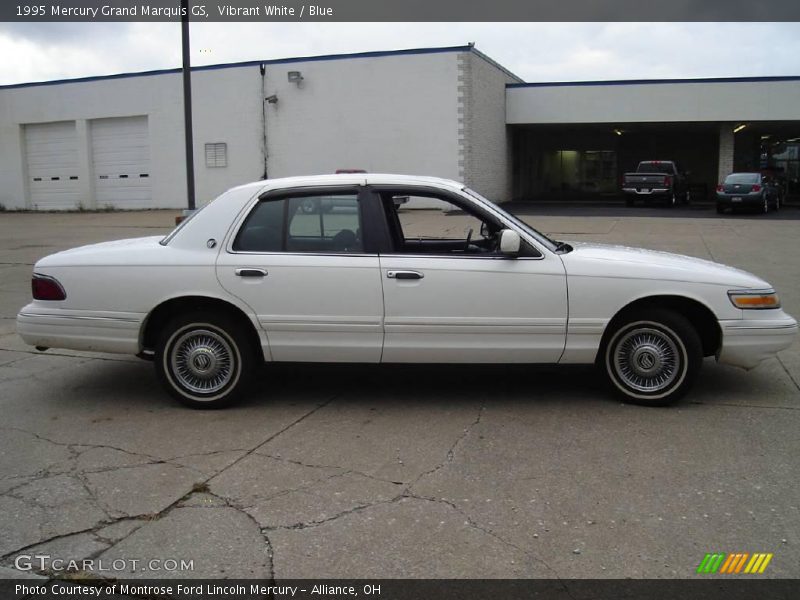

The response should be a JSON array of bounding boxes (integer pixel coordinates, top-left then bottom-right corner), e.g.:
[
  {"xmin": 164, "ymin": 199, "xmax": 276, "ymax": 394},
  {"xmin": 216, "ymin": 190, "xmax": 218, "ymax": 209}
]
[
  {"xmin": 625, "ymin": 197, "xmax": 634, "ymax": 207},
  {"xmin": 668, "ymin": 193, "xmax": 677, "ymax": 208},
  {"xmin": 716, "ymin": 203, "xmax": 725, "ymax": 214},
  {"xmin": 155, "ymin": 312, "xmax": 256, "ymax": 408},
  {"xmin": 600, "ymin": 309, "xmax": 702, "ymax": 406}
]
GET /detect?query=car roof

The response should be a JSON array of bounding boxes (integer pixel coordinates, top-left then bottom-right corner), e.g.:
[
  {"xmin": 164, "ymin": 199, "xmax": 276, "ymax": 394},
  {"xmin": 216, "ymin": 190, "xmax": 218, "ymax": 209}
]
[{"xmin": 232, "ymin": 173, "xmax": 466, "ymax": 194}]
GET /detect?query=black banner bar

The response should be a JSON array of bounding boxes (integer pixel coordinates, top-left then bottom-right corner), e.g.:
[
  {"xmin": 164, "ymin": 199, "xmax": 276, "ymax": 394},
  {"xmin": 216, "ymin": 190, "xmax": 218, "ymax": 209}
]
[
  {"xmin": 2, "ymin": 579, "xmax": 799, "ymax": 600},
  {"xmin": 3, "ymin": 0, "xmax": 800, "ymax": 22}
]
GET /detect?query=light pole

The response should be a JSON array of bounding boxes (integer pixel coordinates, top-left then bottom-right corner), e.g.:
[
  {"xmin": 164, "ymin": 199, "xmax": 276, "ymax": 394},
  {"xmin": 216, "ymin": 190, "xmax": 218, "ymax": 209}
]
[{"xmin": 181, "ymin": 0, "xmax": 196, "ymax": 211}]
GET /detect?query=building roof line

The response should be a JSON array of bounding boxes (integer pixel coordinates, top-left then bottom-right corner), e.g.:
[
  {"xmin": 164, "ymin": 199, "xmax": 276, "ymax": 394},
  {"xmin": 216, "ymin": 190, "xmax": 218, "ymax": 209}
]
[
  {"xmin": 507, "ymin": 75, "xmax": 800, "ymax": 88},
  {"xmin": 0, "ymin": 44, "xmax": 474, "ymax": 90}
]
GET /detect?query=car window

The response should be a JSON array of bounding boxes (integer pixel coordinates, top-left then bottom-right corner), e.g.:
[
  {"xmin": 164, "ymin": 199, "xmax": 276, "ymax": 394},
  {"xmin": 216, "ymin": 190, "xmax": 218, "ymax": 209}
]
[
  {"xmin": 724, "ymin": 173, "xmax": 760, "ymax": 184},
  {"xmin": 380, "ymin": 191, "xmax": 504, "ymax": 256},
  {"xmin": 286, "ymin": 195, "xmax": 362, "ymax": 253},
  {"xmin": 233, "ymin": 193, "xmax": 363, "ymax": 254}
]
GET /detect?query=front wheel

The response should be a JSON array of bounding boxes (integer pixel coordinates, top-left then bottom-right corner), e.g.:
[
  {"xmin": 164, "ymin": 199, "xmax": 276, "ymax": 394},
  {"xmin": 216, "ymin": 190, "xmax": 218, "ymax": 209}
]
[
  {"xmin": 600, "ymin": 309, "xmax": 702, "ymax": 406},
  {"xmin": 668, "ymin": 193, "xmax": 677, "ymax": 208},
  {"xmin": 155, "ymin": 312, "xmax": 256, "ymax": 408}
]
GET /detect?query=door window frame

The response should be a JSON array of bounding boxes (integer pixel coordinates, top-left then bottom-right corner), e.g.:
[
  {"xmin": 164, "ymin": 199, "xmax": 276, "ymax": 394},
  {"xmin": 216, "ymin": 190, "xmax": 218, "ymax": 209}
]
[
  {"xmin": 364, "ymin": 185, "xmax": 543, "ymax": 259},
  {"xmin": 227, "ymin": 185, "xmax": 377, "ymax": 256}
]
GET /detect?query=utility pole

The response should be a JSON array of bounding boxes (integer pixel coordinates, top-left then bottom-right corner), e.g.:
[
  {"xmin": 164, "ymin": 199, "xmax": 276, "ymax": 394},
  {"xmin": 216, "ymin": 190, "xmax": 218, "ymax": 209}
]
[{"xmin": 181, "ymin": 0, "xmax": 196, "ymax": 210}]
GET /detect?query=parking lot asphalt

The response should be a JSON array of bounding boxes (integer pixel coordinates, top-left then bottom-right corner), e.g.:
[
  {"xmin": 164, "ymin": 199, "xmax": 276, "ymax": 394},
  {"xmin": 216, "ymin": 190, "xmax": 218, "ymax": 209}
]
[{"xmin": 0, "ymin": 206, "xmax": 798, "ymax": 580}]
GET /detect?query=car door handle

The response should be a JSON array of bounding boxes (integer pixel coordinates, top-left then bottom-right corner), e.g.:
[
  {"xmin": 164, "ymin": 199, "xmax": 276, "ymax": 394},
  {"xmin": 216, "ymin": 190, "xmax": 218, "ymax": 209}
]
[
  {"xmin": 387, "ymin": 270, "xmax": 423, "ymax": 280},
  {"xmin": 235, "ymin": 268, "xmax": 267, "ymax": 278}
]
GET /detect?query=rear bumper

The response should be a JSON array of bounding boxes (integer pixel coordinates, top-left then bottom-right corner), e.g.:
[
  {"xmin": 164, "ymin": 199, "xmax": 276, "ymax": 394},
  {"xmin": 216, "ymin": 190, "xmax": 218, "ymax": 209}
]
[
  {"xmin": 16, "ymin": 304, "xmax": 143, "ymax": 354},
  {"xmin": 622, "ymin": 187, "xmax": 670, "ymax": 197},
  {"xmin": 716, "ymin": 193, "xmax": 762, "ymax": 205},
  {"xmin": 718, "ymin": 313, "xmax": 798, "ymax": 369}
]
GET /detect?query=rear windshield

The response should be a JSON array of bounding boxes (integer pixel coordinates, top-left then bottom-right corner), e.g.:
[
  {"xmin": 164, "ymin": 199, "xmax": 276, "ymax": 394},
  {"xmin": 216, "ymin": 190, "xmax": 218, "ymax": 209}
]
[
  {"xmin": 724, "ymin": 173, "xmax": 760, "ymax": 184},
  {"xmin": 637, "ymin": 163, "xmax": 674, "ymax": 174}
]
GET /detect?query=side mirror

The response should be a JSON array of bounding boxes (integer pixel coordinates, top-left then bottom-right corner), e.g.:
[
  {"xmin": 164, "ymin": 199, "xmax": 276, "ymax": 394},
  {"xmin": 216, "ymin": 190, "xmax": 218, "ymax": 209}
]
[{"xmin": 499, "ymin": 229, "xmax": 521, "ymax": 256}]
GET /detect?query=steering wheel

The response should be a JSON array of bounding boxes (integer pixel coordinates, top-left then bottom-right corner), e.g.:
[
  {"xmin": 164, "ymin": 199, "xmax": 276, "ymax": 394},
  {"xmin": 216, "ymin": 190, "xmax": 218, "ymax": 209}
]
[{"xmin": 463, "ymin": 228, "xmax": 473, "ymax": 252}]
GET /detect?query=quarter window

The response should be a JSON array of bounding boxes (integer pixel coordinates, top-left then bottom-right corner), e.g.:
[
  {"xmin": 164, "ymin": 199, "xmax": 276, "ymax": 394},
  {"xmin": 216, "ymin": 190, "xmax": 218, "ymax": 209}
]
[{"xmin": 234, "ymin": 193, "xmax": 363, "ymax": 254}]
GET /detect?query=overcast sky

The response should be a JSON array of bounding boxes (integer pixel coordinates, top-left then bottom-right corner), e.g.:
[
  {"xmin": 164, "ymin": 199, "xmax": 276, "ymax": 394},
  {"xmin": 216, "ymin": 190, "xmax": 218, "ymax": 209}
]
[{"xmin": 1, "ymin": 22, "xmax": 799, "ymax": 85}]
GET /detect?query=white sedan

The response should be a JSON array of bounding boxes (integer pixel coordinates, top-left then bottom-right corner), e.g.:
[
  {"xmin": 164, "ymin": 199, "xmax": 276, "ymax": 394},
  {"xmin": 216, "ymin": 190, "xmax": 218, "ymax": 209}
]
[{"xmin": 17, "ymin": 174, "xmax": 797, "ymax": 408}]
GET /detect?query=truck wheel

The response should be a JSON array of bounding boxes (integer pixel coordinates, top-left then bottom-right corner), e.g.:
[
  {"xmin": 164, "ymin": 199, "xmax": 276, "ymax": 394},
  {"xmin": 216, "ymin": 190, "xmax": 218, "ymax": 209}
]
[
  {"xmin": 600, "ymin": 309, "xmax": 702, "ymax": 407},
  {"xmin": 668, "ymin": 193, "xmax": 677, "ymax": 208},
  {"xmin": 625, "ymin": 198, "xmax": 634, "ymax": 207},
  {"xmin": 684, "ymin": 190, "xmax": 691, "ymax": 204}
]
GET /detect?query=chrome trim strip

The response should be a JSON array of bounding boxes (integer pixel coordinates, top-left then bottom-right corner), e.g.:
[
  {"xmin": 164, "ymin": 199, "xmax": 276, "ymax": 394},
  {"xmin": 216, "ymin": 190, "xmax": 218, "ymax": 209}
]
[{"xmin": 18, "ymin": 313, "xmax": 141, "ymax": 324}]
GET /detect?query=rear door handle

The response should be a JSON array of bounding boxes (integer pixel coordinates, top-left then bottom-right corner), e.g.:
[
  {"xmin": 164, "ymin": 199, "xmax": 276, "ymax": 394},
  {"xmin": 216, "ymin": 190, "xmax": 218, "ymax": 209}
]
[
  {"xmin": 235, "ymin": 268, "xmax": 267, "ymax": 278},
  {"xmin": 387, "ymin": 270, "xmax": 423, "ymax": 280}
]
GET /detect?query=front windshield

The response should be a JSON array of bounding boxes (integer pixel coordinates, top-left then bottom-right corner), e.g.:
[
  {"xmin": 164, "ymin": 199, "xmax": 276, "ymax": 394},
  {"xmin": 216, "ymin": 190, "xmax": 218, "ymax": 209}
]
[{"xmin": 463, "ymin": 188, "xmax": 558, "ymax": 251}]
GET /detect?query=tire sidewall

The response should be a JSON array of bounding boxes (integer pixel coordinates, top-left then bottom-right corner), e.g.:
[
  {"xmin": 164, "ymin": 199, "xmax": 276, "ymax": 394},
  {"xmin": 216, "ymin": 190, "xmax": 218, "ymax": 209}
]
[
  {"xmin": 156, "ymin": 314, "xmax": 253, "ymax": 408},
  {"xmin": 602, "ymin": 311, "xmax": 701, "ymax": 406}
]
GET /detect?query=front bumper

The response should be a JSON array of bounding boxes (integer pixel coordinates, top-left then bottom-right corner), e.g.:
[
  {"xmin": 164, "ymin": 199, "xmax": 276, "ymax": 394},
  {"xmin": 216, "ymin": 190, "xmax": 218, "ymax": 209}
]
[{"xmin": 718, "ymin": 312, "xmax": 798, "ymax": 369}]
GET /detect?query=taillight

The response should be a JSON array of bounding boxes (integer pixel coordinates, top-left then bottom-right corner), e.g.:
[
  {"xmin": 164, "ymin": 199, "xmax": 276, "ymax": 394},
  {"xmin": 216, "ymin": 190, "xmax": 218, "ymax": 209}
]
[
  {"xmin": 716, "ymin": 184, "xmax": 724, "ymax": 192},
  {"xmin": 32, "ymin": 274, "xmax": 66, "ymax": 301},
  {"xmin": 664, "ymin": 176, "xmax": 672, "ymax": 187},
  {"xmin": 752, "ymin": 184, "xmax": 761, "ymax": 192}
]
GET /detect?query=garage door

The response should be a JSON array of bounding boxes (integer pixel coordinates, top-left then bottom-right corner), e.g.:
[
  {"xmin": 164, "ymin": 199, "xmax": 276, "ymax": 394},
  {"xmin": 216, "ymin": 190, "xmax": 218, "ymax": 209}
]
[
  {"xmin": 90, "ymin": 116, "xmax": 151, "ymax": 209},
  {"xmin": 24, "ymin": 121, "xmax": 80, "ymax": 210}
]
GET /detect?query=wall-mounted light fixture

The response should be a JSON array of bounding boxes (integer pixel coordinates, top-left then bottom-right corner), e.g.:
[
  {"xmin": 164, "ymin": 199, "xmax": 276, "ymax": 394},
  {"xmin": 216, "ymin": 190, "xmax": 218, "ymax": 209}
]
[
  {"xmin": 265, "ymin": 94, "xmax": 278, "ymax": 104},
  {"xmin": 613, "ymin": 128, "xmax": 624, "ymax": 136},
  {"xmin": 287, "ymin": 71, "xmax": 304, "ymax": 85},
  {"xmin": 733, "ymin": 124, "xmax": 747, "ymax": 133}
]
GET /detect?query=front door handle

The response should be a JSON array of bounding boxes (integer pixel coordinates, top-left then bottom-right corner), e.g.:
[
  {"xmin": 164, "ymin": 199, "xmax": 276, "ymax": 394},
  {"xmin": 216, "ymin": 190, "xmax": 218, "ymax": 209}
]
[
  {"xmin": 235, "ymin": 268, "xmax": 267, "ymax": 278},
  {"xmin": 387, "ymin": 270, "xmax": 423, "ymax": 280}
]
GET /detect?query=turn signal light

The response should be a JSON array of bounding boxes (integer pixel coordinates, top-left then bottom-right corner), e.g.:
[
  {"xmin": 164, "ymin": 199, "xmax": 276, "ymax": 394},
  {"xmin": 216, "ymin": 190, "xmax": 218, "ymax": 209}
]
[
  {"xmin": 728, "ymin": 290, "xmax": 780, "ymax": 310},
  {"xmin": 32, "ymin": 274, "xmax": 66, "ymax": 301}
]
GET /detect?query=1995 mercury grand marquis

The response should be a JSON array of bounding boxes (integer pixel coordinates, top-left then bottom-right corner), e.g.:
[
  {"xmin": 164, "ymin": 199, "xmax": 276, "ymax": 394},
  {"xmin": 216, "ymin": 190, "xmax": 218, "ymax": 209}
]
[{"xmin": 17, "ymin": 174, "xmax": 797, "ymax": 408}]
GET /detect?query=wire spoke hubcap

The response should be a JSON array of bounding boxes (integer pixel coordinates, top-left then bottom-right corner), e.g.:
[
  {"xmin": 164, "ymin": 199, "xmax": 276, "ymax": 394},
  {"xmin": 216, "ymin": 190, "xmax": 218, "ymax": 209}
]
[
  {"xmin": 613, "ymin": 327, "xmax": 680, "ymax": 393},
  {"xmin": 170, "ymin": 329, "xmax": 234, "ymax": 394}
]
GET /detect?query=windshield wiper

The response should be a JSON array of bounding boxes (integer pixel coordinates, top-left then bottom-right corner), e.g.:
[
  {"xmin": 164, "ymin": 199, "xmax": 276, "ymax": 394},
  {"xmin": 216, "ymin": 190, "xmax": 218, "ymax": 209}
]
[{"xmin": 553, "ymin": 241, "xmax": 573, "ymax": 254}]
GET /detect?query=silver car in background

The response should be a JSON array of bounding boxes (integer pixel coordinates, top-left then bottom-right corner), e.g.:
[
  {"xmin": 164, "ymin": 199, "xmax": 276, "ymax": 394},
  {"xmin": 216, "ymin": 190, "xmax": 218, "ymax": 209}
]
[{"xmin": 716, "ymin": 172, "xmax": 782, "ymax": 214}]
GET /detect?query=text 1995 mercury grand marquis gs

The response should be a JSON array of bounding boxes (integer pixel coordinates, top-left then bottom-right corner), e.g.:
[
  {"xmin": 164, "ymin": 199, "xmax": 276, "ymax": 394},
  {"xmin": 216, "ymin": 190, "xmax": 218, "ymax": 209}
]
[{"xmin": 17, "ymin": 174, "xmax": 797, "ymax": 408}]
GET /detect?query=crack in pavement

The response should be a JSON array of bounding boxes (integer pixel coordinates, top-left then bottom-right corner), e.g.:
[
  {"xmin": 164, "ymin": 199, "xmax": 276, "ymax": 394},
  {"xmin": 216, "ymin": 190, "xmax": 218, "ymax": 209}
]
[
  {"xmin": 0, "ymin": 395, "xmax": 338, "ymax": 571},
  {"xmin": 409, "ymin": 403, "xmax": 485, "ymax": 488},
  {"xmin": 777, "ymin": 354, "xmax": 800, "ymax": 392}
]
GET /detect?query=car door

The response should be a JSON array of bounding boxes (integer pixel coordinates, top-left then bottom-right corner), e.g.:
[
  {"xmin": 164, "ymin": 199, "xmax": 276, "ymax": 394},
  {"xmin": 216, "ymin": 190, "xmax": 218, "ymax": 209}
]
[
  {"xmin": 216, "ymin": 186, "xmax": 384, "ymax": 362},
  {"xmin": 372, "ymin": 186, "xmax": 568, "ymax": 363}
]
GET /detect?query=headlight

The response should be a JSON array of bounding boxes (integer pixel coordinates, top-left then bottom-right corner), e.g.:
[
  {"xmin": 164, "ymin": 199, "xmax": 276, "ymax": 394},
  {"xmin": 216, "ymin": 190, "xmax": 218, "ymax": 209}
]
[{"xmin": 728, "ymin": 289, "xmax": 781, "ymax": 310}]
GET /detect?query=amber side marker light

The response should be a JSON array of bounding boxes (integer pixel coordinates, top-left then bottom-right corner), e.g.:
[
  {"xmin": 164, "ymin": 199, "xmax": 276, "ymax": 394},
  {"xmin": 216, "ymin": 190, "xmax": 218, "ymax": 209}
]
[
  {"xmin": 32, "ymin": 274, "xmax": 67, "ymax": 301},
  {"xmin": 728, "ymin": 290, "xmax": 780, "ymax": 309}
]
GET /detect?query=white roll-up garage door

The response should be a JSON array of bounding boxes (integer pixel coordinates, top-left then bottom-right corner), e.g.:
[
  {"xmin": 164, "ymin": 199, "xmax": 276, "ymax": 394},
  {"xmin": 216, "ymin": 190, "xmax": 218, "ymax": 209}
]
[
  {"xmin": 90, "ymin": 116, "xmax": 151, "ymax": 209},
  {"xmin": 24, "ymin": 121, "xmax": 80, "ymax": 210}
]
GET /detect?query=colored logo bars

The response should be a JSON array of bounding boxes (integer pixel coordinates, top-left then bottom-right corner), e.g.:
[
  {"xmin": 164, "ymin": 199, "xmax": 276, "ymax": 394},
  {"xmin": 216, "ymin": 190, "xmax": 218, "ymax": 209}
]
[{"xmin": 696, "ymin": 552, "xmax": 773, "ymax": 574}]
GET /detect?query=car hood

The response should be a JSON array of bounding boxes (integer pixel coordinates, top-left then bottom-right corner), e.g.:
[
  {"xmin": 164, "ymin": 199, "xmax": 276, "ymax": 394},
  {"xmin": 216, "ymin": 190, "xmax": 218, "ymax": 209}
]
[{"xmin": 560, "ymin": 241, "xmax": 770, "ymax": 289}]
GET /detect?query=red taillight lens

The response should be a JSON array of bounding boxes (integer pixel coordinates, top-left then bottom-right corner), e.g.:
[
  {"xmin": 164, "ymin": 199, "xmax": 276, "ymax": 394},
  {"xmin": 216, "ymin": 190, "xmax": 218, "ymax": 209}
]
[
  {"xmin": 716, "ymin": 184, "xmax": 724, "ymax": 192},
  {"xmin": 32, "ymin": 274, "xmax": 66, "ymax": 301},
  {"xmin": 752, "ymin": 184, "xmax": 761, "ymax": 192},
  {"xmin": 664, "ymin": 176, "xmax": 672, "ymax": 187}
]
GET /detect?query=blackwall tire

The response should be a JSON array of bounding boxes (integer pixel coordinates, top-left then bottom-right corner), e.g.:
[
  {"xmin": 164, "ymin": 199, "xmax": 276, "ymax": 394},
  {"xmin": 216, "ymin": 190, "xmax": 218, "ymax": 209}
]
[
  {"xmin": 668, "ymin": 193, "xmax": 677, "ymax": 208},
  {"xmin": 600, "ymin": 309, "xmax": 702, "ymax": 407},
  {"xmin": 155, "ymin": 312, "xmax": 256, "ymax": 408}
]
